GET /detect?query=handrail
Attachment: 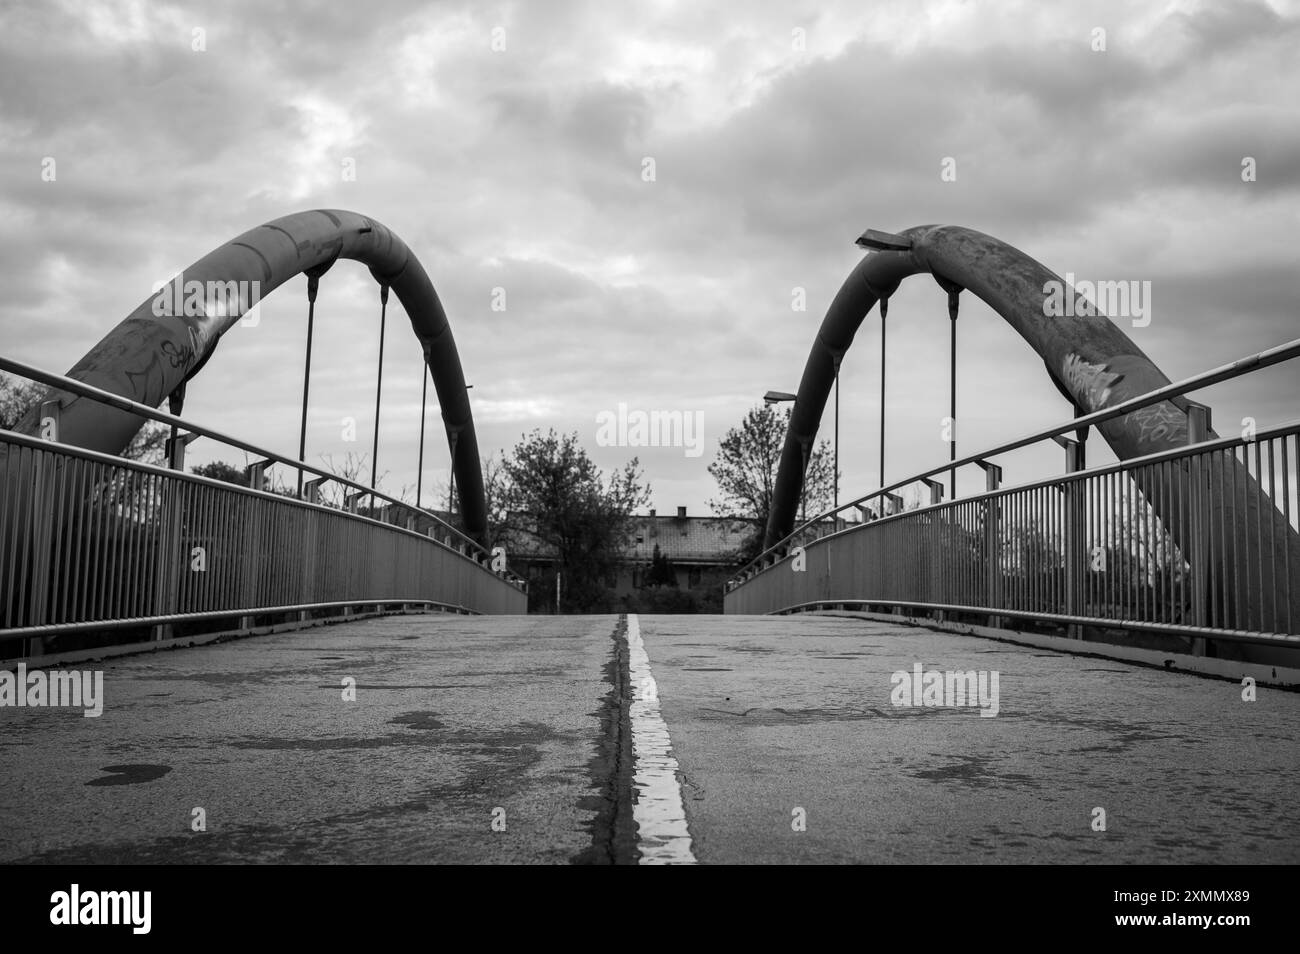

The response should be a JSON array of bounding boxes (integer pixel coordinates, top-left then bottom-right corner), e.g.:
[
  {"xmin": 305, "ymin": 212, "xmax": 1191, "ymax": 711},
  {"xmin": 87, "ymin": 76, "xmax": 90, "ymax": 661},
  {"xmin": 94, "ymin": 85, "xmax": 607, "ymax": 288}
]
[
  {"xmin": 731, "ymin": 337, "xmax": 1300, "ymax": 583},
  {"xmin": 0, "ymin": 354, "xmax": 488, "ymax": 558},
  {"xmin": 731, "ymin": 417, "xmax": 1300, "ymax": 583}
]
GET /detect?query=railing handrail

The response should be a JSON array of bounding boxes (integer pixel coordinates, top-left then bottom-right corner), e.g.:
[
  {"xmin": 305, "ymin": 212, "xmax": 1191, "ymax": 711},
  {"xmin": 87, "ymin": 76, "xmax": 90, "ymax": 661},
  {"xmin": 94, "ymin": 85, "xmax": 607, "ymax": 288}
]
[
  {"xmin": 732, "ymin": 336, "xmax": 1300, "ymax": 583},
  {"xmin": 0, "ymin": 353, "xmax": 486, "ymax": 557},
  {"xmin": 727, "ymin": 416, "xmax": 1300, "ymax": 590},
  {"xmin": 0, "ymin": 425, "xmax": 528, "ymax": 591}
]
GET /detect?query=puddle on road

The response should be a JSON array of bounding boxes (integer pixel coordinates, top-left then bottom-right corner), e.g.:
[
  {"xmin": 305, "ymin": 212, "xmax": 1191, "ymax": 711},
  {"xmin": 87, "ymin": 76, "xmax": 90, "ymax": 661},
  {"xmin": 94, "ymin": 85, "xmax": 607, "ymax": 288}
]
[
  {"xmin": 85, "ymin": 765, "xmax": 172, "ymax": 787},
  {"xmin": 388, "ymin": 711, "xmax": 445, "ymax": 730}
]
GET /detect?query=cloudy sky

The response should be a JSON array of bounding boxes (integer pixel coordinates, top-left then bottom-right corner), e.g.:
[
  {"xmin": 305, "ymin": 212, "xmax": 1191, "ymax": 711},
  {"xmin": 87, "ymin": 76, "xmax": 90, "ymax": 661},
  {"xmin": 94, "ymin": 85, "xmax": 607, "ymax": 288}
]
[{"xmin": 2, "ymin": 0, "xmax": 1297, "ymax": 516}]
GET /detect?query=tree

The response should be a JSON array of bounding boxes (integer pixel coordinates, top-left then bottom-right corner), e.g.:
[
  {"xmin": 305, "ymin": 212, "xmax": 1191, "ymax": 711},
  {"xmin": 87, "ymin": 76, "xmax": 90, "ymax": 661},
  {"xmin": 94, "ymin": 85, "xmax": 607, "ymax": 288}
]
[
  {"xmin": 0, "ymin": 375, "xmax": 44, "ymax": 431},
  {"xmin": 707, "ymin": 404, "xmax": 836, "ymax": 562},
  {"xmin": 316, "ymin": 451, "xmax": 381, "ymax": 508},
  {"xmin": 1, "ymin": 372, "xmax": 167, "ymax": 464},
  {"xmin": 192, "ymin": 461, "xmax": 246, "ymax": 485},
  {"xmin": 191, "ymin": 460, "xmax": 277, "ymax": 491},
  {"xmin": 645, "ymin": 543, "xmax": 678, "ymax": 588},
  {"xmin": 496, "ymin": 429, "xmax": 650, "ymax": 612}
]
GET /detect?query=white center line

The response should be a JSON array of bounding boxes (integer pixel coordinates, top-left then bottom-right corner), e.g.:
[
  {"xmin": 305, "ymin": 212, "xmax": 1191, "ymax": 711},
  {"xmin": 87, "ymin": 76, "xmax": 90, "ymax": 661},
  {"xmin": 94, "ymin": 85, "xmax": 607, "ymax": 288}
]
[{"xmin": 626, "ymin": 614, "xmax": 697, "ymax": 865}]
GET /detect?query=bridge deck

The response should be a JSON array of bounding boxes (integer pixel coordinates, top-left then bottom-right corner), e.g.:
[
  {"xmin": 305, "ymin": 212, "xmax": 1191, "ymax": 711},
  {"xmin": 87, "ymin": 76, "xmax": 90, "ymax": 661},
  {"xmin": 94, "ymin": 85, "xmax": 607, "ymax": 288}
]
[{"xmin": 3, "ymin": 614, "xmax": 1297, "ymax": 864}]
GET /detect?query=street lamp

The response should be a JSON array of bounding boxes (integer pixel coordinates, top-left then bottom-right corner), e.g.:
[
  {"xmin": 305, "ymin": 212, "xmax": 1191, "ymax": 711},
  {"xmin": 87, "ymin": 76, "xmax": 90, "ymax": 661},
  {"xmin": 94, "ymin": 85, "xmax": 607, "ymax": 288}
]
[{"xmin": 763, "ymin": 390, "xmax": 807, "ymax": 522}]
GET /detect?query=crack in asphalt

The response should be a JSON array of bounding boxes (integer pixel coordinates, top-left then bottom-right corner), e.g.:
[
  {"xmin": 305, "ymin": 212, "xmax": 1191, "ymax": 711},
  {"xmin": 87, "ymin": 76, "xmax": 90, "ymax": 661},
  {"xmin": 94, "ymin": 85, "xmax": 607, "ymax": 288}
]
[{"xmin": 571, "ymin": 615, "xmax": 637, "ymax": 865}]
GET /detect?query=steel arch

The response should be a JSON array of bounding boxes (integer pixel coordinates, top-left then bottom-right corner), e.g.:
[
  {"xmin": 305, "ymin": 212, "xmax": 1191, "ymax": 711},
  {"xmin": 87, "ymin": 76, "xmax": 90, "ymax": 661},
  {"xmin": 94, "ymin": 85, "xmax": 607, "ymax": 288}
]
[
  {"xmin": 766, "ymin": 224, "xmax": 1196, "ymax": 547},
  {"xmin": 19, "ymin": 209, "xmax": 488, "ymax": 543}
]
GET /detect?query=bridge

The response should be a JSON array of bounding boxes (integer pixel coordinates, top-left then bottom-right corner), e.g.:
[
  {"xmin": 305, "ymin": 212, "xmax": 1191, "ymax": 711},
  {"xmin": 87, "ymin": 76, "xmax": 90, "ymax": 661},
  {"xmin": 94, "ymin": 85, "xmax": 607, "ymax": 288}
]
[{"xmin": 2, "ymin": 210, "xmax": 1298, "ymax": 865}]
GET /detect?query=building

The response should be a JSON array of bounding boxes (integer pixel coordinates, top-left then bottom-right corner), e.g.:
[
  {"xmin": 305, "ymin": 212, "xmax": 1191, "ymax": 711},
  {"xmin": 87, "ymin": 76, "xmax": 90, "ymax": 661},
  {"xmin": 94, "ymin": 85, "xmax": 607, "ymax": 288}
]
[{"xmin": 504, "ymin": 507, "xmax": 757, "ymax": 612}]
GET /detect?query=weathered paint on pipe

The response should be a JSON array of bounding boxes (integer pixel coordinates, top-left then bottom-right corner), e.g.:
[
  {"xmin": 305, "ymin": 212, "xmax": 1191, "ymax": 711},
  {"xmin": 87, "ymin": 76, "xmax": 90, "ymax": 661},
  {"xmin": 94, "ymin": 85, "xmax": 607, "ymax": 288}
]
[
  {"xmin": 768, "ymin": 225, "xmax": 1195, "ymax": 547},
  {"xmin": 14, "ymin": 210, "xmax": 488, "ymax": 544},
  {"xmin": 765, "ymin": 224, "xmax": 1300, "ymax": 636}
]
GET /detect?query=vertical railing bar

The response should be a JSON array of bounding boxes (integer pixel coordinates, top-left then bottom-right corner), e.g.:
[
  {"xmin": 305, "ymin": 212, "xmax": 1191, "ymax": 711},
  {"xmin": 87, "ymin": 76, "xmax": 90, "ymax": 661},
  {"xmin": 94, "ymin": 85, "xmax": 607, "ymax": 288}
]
[
  {"xmin": 1142, "ymin": 466, "xmax": 1152, "ymax": 622},
  {"xmin": 1268, "ymin": 441, "xmax": 1279, "ymax": 634},
  {"xmin": 2, "ymin": 446, "xmax": 18, "ymax": 628},
  {"xmin": 86, "ymin": 460, "xmax": 101, "ymax": 622},
  {"xmin": 15, "ymin": 447, "xmax": 36, "ymax": 629},
  {"xmin": 120, "ymin": 466, "xmax": 136, "ymax": 619},
  {"xmin": 47, "ymin": 456, "xmax": 68, "ymax": 625},
  {"xmin": 1203, "ymin": 449, "xmax": 1213, "ymax": 629},
  {"xmin": 1236, "ymin": 444, "xmax": 1247, "ymax": 631},
  {"xmin": 1252, "ymin": 437, "xmax": 1264, "ymax": 632},
  {"xmin": 136, "ymin": 468, "xmax": 153, "ymax": 619},
  {"xmin": 109, "ymin": 466, "xmax": 125, "ymax": 619},
  {"xmin": 1282, "ymin": 435, "xmax": 1292, "ymax": 634},
  {"xmin": 69, "ymin": 457, "xmax": 86, "ymax": 623}
]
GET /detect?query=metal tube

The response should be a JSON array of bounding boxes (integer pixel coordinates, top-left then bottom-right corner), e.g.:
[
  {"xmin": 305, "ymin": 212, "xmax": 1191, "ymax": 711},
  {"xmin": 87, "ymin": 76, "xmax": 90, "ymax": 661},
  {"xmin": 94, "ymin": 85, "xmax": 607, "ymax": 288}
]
[
  {"xmin": 949, "ymin": 292, "xmax": 957, "ymax": 497},
  {"xmin": 298, "ymin": 276, "xmax": 319, "ymax": 497},
  {"xmin": 879, "ymin": 297, "xmax": 887, "ymax": 491},
  {"xmin": 417, "ymin": 351, "xmax": 429, "ymax": 510},
  {"xmin": 834, "ymin": 357, "xmax": 840, "ymax": 512},
  {"xmin": 371, "ymin": 285, "xmax": 389, "ymax": 503}
]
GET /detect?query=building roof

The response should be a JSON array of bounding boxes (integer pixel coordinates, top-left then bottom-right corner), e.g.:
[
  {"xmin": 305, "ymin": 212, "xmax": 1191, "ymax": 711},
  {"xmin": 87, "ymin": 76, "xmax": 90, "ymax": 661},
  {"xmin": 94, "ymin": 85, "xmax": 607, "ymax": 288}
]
[
  {"xmin": 503, "ymin": 512, "xmax": 758, "ymax": 565},
  {"xmin": 626, "ymin": 514, "xmax": 756, "ymax": 564}
]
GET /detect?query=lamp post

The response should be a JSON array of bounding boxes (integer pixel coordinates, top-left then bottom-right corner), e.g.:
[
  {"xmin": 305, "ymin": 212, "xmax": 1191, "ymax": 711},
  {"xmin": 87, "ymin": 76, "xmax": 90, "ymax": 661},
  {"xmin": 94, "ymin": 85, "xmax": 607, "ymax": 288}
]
[{"xmin": 763, "ymin": 390, "xmax": 805, "ymax": 521}]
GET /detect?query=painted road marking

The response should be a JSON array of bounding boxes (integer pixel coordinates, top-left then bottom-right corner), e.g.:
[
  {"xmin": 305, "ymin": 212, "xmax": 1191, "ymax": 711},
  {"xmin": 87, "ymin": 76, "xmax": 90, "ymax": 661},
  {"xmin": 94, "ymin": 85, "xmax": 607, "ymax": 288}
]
[{"xmin": 626, "ymin": 614, "xmax": 697, "ymax": 865}]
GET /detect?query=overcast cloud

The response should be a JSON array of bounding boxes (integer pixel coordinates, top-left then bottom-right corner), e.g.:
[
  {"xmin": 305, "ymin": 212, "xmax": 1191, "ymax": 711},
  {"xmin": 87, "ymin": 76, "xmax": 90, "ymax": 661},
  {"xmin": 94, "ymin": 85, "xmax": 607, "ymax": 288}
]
[{"xmin": 1, "ymin": 0, "xmax": 1297, "ymax": 512}]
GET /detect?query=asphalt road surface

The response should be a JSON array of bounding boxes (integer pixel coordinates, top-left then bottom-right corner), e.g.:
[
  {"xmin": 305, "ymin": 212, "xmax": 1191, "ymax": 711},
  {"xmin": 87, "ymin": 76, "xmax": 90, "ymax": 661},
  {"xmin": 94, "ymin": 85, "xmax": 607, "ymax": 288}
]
[{"xmin": 3, "ymin": 612, "xmax": 1297, "ymax": 864}]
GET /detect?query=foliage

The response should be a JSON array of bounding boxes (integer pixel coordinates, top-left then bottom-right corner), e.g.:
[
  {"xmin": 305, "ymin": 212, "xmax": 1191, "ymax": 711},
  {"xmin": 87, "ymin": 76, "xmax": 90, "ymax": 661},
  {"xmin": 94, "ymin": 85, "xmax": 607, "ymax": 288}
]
[
  {"xmin": 1, "ymin": 372, "xmax": 168, "ymax": 464},
  {"xmin": 494, "ymin": 429, "xmax": 650, "ymax": 612},
  {"xmin": 707, "ymin": 403, "xmax": 836, "ymax": 562},
  {"xmin": 644, "ymin": 543, "xmax": 678, "ymax": 588}
]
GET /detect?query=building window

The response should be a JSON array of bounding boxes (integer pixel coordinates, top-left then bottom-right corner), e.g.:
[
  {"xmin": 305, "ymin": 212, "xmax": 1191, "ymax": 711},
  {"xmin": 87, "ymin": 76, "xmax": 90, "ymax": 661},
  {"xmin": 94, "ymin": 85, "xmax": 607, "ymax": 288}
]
[{"xmin": 688, "ymin": 567, "xmax": 703, "ymax": 587}]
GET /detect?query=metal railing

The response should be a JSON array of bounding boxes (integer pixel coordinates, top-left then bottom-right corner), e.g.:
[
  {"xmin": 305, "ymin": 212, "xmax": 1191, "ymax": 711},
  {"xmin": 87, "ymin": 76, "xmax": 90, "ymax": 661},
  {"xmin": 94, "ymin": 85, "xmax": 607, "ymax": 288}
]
[
  {"xmin": 726, "ymin": 341, "xmax": 1300, "ymax": 653},
  {"xmin": 0, "ymin": 354, "xmax": 498, "ymax": 559},
  {"xmin": 0, "ymin": 360, "xmax": 527, "ymax": 657}
]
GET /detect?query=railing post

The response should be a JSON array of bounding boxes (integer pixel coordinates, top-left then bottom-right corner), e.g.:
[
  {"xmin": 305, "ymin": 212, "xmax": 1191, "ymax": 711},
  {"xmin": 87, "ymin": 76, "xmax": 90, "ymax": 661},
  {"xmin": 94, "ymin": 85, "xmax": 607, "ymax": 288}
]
[
  {"xmin": 238, "ymin": 492, "xmax": 264, "ymax": 632},
  {"xmin": 923, "ymin": 478, "xmax": 944, "ymax": 506},
  {"xmin": 920, "ymin": 478, "xmax": 944, "ymax": 614},
  {"xmin": 1186, "ymin": 402, "xmax": 1212, "ymax": 655},
  {"xmin": 247, "ymin": 458, "xmax": 271, "ymax": 491},
  {"xmin": 1053, "ymin": 436, "xmax": 1085, "ymax": 638},
  {"xmin": 977, "ymin": 461, "xmax": 1003, "ymax": 628},
  {"xmin": 26, "ymin": 401, "xmax": 63, "ymax": 656},
  {"xmin": 303, "ymin": 477, "xmax": 326, "ymax": 505},
  {"xmin": 295, "ymin": 483, "xmax": 337, "ymax": 616},
  {"xmin": 241, "ymin": 456, "xmax": 275, "ymax": 628},
  {"xmin": 152, "ymin": 431, "xmax": 197, "ymax": 642}
]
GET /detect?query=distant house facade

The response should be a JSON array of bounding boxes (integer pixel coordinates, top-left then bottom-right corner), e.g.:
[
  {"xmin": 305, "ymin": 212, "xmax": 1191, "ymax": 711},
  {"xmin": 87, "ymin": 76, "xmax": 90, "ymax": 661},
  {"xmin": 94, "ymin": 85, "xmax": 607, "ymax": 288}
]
[{"xmin": 503, "ymin": 507, "xmax": 757, "ymax": 610}]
